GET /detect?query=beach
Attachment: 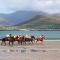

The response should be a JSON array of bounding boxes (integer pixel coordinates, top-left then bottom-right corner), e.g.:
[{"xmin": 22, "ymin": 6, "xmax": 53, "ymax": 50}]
[{"xmin": 0, "ymin": 40, "xmax": 60, "ymax": 60}]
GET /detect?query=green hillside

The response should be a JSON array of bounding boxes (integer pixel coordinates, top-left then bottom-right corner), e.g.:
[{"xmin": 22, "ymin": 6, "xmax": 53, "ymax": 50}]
[
  {"xmin": 0, "ymin": 15, "xmax": 60, "ymax": 30},
  {"xmin": 16, "ymin": 15, "xmax": 60, "ymax": 29}
]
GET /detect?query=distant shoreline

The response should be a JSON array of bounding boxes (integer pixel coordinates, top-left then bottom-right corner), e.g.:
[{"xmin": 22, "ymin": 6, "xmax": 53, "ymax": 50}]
[{"xmin": 0, "ymin": 29, "xmax": 60, "ymax": 31}]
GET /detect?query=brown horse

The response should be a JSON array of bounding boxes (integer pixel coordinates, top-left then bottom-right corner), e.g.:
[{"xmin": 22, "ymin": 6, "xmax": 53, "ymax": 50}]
[
  {"xmin": 36, "ymin": 35, "xmax": 45, "ymax": 44},
  {"xmin": 15, "ymin": 36, "xmax": 25, "ymax": 45},
  {"xmin": 8, "ymin": 36, "xmax": 15, "ymax": 45}
]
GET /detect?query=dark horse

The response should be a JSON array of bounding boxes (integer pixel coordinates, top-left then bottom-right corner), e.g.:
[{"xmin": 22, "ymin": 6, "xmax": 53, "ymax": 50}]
[
  {"xmin": 24, "ymin": 35, "xmax": 35, "ymax": 44},
  {"xmin": 1, "ymin": 37, "xmax": 8, "ymax": 45},
  {"xmin": 1, "ymin": 36, "xmax": 15, "ymax": 46}
]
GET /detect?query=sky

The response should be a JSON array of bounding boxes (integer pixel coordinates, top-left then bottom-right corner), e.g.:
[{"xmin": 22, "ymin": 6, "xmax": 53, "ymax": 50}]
[{"xmin": 0, "ymin": 0, "xmax": 60, "ymax": 14}]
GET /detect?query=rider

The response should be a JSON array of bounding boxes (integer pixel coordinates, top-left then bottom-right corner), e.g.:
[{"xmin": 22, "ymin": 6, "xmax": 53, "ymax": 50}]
[
  {"xmin": 6, "ymin": 34, "xmax": 12, "ymax": 37},
  {"xmin": 25, "ymin": 34, "xmax": 30, "ymax": 38},
  {"xmin": 39, "ymin": 35, "xmax": 44, "ymax": 38},
  {"xmin": 41, "ymin": 35, "xmax": 45, "ymax": 38},
  {"xmin": 29, "ymin": 34, "xmax": 35, "ymax": 41},
  {"xmin": 6, "ymin": 34, "xmax": 9, "ymax": 37},
  {"xmin": 9, "ymin": 34, "xmax": 12, "ymax": 37},
  {"xmin": 39, "ymin": 35, "xmax": 45, "ymax": 41},
  {"xmin": 18, "ymin": 35, "xmax": 23, "ymax": 38}
]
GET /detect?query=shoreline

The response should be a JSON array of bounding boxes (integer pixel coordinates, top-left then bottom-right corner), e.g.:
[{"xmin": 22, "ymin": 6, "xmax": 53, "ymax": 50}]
[{"xmin": 0, "ymin": 29, "xmax": 60, "ymax": 31}]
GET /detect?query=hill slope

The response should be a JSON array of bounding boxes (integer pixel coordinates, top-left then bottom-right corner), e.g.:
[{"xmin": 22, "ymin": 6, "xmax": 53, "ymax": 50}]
[
  {"xmin": 0, "ymin": 11, "xmax": 43, "ymax": 26},
  {"xmin": 16, "ymin": 15, "xmax": 60, "ymax": 29}
]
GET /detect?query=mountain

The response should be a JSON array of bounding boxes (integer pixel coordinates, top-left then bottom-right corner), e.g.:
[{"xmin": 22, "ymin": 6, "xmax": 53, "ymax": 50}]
[
  {"xmin": 16, "ymin": 15, "xmax": 60, "ymax": 29},
  {"xmin": 0, "ymin": 11, "xmax": 45, "ymax": 26},
  {"xmin": 0, "ymin": 17, "xmax": 9, "ymax": 26},
  {"xmin": 0, "ymin": 11, "xmax": 60, "ymax": 30}
]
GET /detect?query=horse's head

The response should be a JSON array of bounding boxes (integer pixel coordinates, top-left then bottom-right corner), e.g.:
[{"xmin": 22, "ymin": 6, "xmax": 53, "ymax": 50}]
[{"xmin": 30, "ymin": 35, "xmax": 35, "ymax": 39}]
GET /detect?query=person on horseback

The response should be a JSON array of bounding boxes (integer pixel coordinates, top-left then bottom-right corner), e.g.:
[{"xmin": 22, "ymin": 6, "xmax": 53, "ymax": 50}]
[
  {"xmin": 30, "ymin": 34, "xmax": 35, "ymax": 40},
  {"xmin": 17, "ymin": 34, "xmax": 24, "ymax": 45},
  {"xmin": 25, "ymin": 34, "xmax": 30, "ymax": 38},
  {"xmin": 6, "ymin": 34, "xmax": 9, "ymax": 37},
  {"xmin": 1, "ymin": 34, "xmax": 13, "ymax": 46},
  {"xmin": 36, "ymin": 35, "xmax": 45, "ymax": 44},
  {"xmin": 9, "ymin": 34, "xmax": 12, "ymax": 37},
  {"xmin": 6, "ymin": 34, "xmax": 12, "ymax": 37}
]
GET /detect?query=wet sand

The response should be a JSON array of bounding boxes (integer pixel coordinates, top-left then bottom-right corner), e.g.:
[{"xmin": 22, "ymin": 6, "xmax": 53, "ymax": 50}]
[{"xmin": 0, "ymin": 40, "xmax": 60, "ymax": 60}]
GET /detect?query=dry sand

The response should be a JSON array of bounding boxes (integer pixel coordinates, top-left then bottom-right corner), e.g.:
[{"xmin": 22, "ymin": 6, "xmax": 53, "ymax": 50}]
[{"xmin": 0, "ymin": 40, "xmax": 60, "ymax": 60}]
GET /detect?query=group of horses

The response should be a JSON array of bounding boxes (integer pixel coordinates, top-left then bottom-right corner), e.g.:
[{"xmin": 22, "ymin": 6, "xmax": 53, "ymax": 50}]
[{"xmin": 1, "ymin": 35, "xmax": 45, "ymax": 46}]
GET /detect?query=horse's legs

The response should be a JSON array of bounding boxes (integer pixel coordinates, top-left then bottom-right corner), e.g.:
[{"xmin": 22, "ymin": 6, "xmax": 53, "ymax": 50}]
[
  {"xmin": 21, "ymin": 41, "xmax": 22, "ymax": 45},
  {"xmin": 40, "ymin": 40, "xmax": 44, "ymax": 45},
  {"xmin": 1, "ymin": 41, "xmax": 3, "ymax": 45},
  {"xmin": 36, "ymin": 40, "xmax": 38, "ymax": 43},
  {"xmin": 9, "ymin": 41, "xmax": 10, "ymax": 45},
  {"xmin": 24, "ymin": 39, "xmax": 26, "ymax": 44},
  {"xmin": 12, "ymin": 41, "xmax": 14, "ymax": 46},
  {"xmin": 18, "ymin": 41, "xmax": 22, "ymax": 45},
  {"xmin": 31, "ymin": 40, "xmax": 33, "ymax": 44},
  {"xmin": 9, "ymin": 41, "xmax": 14, "ymax": 46},
  {"xmin": 25, "ymin": 41, "xmax": 26, "ymax": 44},
  {"xmin": 32, "ymin": 38, "xmax": 35, "ymax": 44},
  {"xmin": 1, "ymin": 41, "xmax": 6, "ymax": 46},
  {"xmin": 18, "ymin": 41, "xmax": 20, "ymax": 45},
  {"xmin": 5, "ymin": 42, "xmax": 6, "ymax": 45}
]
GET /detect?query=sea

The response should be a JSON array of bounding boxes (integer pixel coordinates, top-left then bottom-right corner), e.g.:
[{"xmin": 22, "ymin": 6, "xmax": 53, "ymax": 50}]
[{"xmin": 0, "ymin": 30, "xmax": 60, "ymax": 40}]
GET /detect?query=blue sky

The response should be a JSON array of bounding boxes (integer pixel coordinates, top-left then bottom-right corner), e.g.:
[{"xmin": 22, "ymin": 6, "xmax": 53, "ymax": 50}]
[{"xmin": 0, "ymin": 0, "xmax": 60, "ymax": 14}]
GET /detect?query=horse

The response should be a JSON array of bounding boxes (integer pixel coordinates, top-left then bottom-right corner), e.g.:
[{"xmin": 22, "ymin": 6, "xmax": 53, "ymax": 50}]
[
  {"xmin": 14, "ymin": 35, "xmax": 25, "ymax": 45},
  {"xmin": 24, "ymin": 35, "xmax": 35, "ymax": 44},
  {"xmin": 1, "ymin": 36, "xmax": 15, "ymax": 46},
  {"xmin": 1, "ymin": 37, "xmax": 8, "ymax": 45},
  {"xmin": 8, "ymin": 36, "xmax": 15, "ymax": 46},
  {"xmin": 36, "ymin": 35, "xmax": 45, "ymax": 44}
]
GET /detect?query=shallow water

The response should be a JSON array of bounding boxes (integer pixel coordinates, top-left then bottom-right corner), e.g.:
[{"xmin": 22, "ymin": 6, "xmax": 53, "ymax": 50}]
[{"xmin": 0, "ymin": 30, "xmax": 60, "ymax": 40}]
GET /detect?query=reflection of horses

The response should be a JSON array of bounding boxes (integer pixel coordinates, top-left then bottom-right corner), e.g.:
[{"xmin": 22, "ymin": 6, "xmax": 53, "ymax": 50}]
[{"xmin": 36, "ymin": 36, "xmax": 45, "ymax": 44}]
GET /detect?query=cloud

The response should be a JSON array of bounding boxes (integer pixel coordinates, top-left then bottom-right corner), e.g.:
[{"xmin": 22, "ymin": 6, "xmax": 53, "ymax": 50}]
[
  {"xmin": 0, "ymin": 0, "xmax": 60, "ymax": 14},
  {"xmin": 32, "ymin": 0, "xmax": 60, "ymax": 14}
]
